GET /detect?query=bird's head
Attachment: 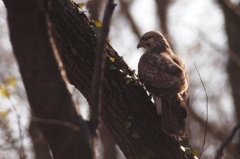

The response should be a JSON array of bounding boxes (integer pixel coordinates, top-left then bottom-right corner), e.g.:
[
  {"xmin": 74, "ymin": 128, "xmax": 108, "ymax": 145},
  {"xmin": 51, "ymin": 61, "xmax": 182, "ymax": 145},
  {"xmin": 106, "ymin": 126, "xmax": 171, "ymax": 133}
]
[{"xmin": 137, "ymin": 31, "xmax": 170, "ymax": 50}]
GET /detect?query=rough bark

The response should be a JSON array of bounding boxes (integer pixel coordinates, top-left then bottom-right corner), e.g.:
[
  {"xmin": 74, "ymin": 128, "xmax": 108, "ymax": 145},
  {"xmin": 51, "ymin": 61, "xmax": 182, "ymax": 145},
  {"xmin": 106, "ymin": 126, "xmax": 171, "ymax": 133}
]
[
  {"xmin": 2, "ymin": 0, "xmax": 92, "ymax": 159},
  {"xmin": 49, "ymin": 0, "xmax": 193, "ymax": 158},
  {"xmin": 218, "ymin": 0, "xmax": 240, "ymax": 157}
]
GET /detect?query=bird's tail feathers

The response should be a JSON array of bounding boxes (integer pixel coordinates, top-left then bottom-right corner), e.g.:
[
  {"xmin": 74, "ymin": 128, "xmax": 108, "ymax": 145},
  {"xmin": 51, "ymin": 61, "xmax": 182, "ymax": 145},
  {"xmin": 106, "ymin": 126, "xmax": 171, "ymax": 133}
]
[
  {"xmin": 161, "ymin": 100, "xmax": 188, "ymax": 138},
  {"xmin": 161, "ymin": 101, "xmax": 176, "ymax": 136}
]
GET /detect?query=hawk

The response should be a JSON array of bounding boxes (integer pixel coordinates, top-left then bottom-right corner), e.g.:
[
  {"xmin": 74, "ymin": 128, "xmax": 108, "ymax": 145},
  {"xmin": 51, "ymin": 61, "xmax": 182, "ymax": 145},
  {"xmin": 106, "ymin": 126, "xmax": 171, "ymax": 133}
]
[{"xmin": 137, "ymin": 31, "xmax": 189, "ymax": 137}]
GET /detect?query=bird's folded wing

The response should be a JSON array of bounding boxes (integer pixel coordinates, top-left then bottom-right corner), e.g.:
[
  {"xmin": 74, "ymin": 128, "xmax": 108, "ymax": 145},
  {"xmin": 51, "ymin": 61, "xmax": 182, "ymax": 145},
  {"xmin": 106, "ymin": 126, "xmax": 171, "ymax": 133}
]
[{"xmin": 139, "ymin": 52, "xmax": 185, "ymax": 89}]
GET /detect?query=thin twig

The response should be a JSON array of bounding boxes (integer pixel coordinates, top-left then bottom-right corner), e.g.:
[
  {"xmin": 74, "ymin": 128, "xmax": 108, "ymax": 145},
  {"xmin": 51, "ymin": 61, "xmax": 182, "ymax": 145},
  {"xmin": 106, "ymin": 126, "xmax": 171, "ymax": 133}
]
[
  {"xmin": 0, "ymin": 74, "xmax": 26, "ymax": 159},
  {"xmin": 194, "ymin": 63, "xmax": 208, "ymax": 159},
  {"xmin": 189, "ymin": 107, "xmax": 226, "ymax": 142},
  {"xmin": 30, "ymin": 116, "xmax": 80, "ymax": 132},
  {"xmin": 8, "ymin": 97, "xmax": 26, "ymax": 159},
  {"xmin": 214, "ymin": 123, "xmax": 240, "ymax": 159},
  {"xmin": 90, "ymin": 0, "xmax": 116, "ymax": 135}
]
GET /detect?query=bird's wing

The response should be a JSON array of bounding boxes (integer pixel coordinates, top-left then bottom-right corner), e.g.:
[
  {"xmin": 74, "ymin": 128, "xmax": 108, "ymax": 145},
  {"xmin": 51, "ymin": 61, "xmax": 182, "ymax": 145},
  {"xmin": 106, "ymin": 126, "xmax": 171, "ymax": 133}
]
[
  {"xmin": 157, "ymin": 52, "xmax": 184, "ymax": 75},
  {"xmin": 138, "ymin": 51, "xmax": 185, "ymax": 89}
]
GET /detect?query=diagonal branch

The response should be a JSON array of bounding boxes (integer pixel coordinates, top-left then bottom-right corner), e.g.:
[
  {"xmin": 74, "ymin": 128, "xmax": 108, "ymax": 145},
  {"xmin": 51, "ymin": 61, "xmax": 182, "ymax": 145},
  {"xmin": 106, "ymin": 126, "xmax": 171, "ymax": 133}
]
[
  {"xmin": 90, "ymin": 0, "xmax": 117, "ymax": 135},
  {"xmin": 214, "ymin": 123, "xmax": 240, "ymax": 159},
  {"xmin": 119, "ymin": 0, "xmax": 141, "ymax": 39}
]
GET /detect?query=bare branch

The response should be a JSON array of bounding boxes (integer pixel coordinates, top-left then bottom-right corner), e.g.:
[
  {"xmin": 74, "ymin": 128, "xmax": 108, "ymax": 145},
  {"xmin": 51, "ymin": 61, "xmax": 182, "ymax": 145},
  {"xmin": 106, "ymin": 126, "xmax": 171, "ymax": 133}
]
[
  {"xmin": 214, "ymin": 123, "xmax": 240, "ymax": 159},
  {"xmin": 194, "ymin": 63, "xmax": 208, "ymax": 159},
  {"xmin": 155, "ymin": 0, "xmax": 170, "ymax": 39},
  {"xmin": 90, "ymin": 0, "xmax": 117, "ymax": 135},
  {"xmin": 30, "ymin": 116, "xmax": 80, "ymax": 132},
  {"xmin": 120, "ymin": 0, "xmax": 141, "ymax": 39},
  {"xmin": 189, "ymin": 107, "xmax": 226, "ymax": 142}
]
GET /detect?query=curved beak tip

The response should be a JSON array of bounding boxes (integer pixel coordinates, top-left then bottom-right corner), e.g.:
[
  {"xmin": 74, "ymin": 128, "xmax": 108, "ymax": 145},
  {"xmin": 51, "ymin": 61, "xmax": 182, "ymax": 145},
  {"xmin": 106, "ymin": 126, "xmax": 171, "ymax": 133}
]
[{"xmin": 137, "ymin": 43, "xmax": 141, "ymax": 49}]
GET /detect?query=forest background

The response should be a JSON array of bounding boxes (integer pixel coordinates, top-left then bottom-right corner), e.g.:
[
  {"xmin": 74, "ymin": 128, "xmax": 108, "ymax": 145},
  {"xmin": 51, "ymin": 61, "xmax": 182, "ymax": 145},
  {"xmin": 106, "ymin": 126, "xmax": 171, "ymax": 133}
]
[{"xmin": 0, "ymin": 0, "xmax": 240, "ymax": 159}]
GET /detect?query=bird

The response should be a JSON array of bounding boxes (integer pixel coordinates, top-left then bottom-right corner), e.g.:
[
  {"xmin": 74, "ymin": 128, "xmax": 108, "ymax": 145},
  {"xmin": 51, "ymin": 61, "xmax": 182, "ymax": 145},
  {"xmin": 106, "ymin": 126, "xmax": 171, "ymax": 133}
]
[{"xmin": 137, "ymin": 31, "xmax": 189, "ymax": 137}]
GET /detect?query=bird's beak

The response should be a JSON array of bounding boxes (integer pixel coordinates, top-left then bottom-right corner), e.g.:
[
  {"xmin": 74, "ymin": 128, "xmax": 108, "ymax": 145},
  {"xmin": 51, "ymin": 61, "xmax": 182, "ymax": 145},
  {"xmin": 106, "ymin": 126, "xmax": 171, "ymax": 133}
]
[{"xmin": 137, "ymin": 42, "xmax": 142, "ymax": 49}]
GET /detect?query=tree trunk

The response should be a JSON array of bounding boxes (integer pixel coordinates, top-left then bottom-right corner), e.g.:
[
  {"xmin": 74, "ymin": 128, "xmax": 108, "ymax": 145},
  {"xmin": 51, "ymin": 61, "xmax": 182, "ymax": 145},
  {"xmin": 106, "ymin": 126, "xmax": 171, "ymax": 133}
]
[
  {"xmin": 2, "ymin": 0, "xmax": 92, "ymax": 159},
  {"xmin": 218, "ymin": 0, "xmax": 240, "ymax": 157}
]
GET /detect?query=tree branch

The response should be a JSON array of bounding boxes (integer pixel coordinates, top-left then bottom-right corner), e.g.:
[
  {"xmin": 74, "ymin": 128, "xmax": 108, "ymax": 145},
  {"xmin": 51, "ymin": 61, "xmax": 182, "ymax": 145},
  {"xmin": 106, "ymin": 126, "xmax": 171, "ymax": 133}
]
[
  {"xmin": 218, "ymin": 0, "xmax": 240, "ymax": 156},
  {"xmin": 155, "ymin": 0, "xmax": 170, "ymax": 39},
  {"xmin": 120, "ymin": 0, "xmax": 141, "ymax": 39},
  {"xmin": 194, "ymin": 63, "xmax": 208, "ymax": 159},
  {"xmin": 214, "ymin": 123, "xmax": 240, "ymax": 159},
  {"xmin": 90, "ymin": 0, "xmax": 117, "ymax": 135}
]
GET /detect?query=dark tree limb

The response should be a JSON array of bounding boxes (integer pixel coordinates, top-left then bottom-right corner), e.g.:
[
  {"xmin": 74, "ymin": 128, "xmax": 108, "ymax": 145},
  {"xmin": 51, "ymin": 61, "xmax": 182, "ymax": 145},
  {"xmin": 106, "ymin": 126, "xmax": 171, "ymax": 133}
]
[
  {"xmin": 214, "ymin": 124, "xmax": 240, "ymax": 159},
  {"xmin": 218, "ymin": 0, "xmax": 240, "ymax": 156},
  {"xmin": 90, "ymin": 0, "xmax": 117, "ymax": 135},
  {"xmin": 155, "ymin": 0, "xmax": 171, "ymax": 40},
  {"xmin": 120, "ymin": 0, "xmax": 141, "ymax": 39},
  {"xmin": 2, "ymin": 0, "xmax": 93, "ymax": 158}
]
